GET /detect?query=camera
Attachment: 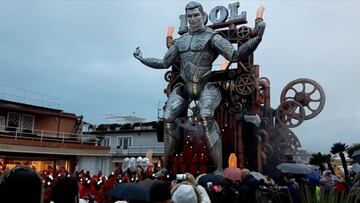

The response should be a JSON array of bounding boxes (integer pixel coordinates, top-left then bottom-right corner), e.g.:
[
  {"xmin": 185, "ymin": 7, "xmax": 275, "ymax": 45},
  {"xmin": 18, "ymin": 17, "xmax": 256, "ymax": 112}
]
[
  {"xmin": 207, "ymin": 182, "xmax": 213, "ymax": 188},
  {"xmin": 176, "ymin": 174, "xmax": 187, "ymax": 181}
]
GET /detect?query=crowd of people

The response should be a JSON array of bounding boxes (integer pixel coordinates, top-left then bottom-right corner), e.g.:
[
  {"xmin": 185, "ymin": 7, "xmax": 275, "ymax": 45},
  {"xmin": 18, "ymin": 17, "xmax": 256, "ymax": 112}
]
[{"xmin": 0, "ymin": 161, "xmax": 360, "ymax": 203}]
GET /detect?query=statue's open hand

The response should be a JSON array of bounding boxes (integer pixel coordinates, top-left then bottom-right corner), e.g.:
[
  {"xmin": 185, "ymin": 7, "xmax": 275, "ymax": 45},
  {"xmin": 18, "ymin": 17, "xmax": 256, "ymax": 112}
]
[
  {"xmin": 256, "ymin": 4, "xmax": 265, "ymax": 19},
  {"xmin": 133, "ymin": 47, "xmax": 143, "ymax": 60}
]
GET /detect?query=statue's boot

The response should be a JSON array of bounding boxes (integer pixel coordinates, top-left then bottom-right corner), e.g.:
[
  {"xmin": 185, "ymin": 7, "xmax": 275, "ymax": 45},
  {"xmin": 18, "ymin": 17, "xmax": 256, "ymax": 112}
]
[
  {"xmin": 163, "ymin": 122, "xmax": 179, "ymax": 168},
  {"xmin": 201, "ymin": 118, "xmax": 222, "ymax": 170},
  {"xmin": 210, "ymin": 138, "xmax": 223, "ymax": 170}
]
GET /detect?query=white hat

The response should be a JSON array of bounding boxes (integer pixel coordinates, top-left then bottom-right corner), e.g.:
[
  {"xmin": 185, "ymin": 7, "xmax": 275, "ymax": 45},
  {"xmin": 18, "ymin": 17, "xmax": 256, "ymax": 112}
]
[
  {"xmin": 172, "ymin": 184, "xmax": 197, "ymax": 203},
  {"xmin": 122, "ymin": 158, "xmax": 130, "ymax": 172},
  {"xmin": 129, "ymin": 157, "xmax": 137, "ymax": 172},
  {"xmin": 141, "ymin": 157, "xmax": 149, "ymax": 171},
  {"xmin": 136, "ymin": 156, "xmax": 143, "ymax": 166}
]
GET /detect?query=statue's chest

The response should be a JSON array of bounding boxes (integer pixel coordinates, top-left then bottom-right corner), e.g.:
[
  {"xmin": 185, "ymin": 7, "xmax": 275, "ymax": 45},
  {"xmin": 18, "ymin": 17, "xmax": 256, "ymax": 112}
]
[{"xmin": 177, "ymin": 33, "xmax": 212, "ymax": 53}]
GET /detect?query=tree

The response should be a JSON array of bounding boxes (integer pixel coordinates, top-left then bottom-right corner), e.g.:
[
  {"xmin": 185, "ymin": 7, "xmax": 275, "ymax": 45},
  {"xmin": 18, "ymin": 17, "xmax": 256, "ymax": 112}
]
[
  {"xmin": 310, "ymin": 152, "xmax": 326, "ymax": 172},
  {"xmin": 324, "ymin": 153, "xmax": 336, "ymax": 175},
  {"xmin": 347, "ymin": 143, "xmax": 360, "ymax": 158},
  {"xmin": 309, "ymin": 152, "xmax": 335, "ymax": 174},
  {"xmin": 330, "ymin": 142, "xmax": 349, "ymax": 182}
]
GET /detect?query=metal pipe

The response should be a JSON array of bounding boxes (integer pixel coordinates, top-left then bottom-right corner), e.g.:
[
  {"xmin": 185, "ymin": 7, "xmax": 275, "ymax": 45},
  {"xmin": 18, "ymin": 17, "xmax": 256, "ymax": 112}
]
[{"xmin": 259, "ymin": 77, "xmax": 271, "ymax": 109}]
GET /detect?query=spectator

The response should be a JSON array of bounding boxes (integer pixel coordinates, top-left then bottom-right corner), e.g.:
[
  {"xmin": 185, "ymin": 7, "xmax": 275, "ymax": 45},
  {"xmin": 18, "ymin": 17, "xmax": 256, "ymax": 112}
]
[
  {"xmin": 286, "ymin": 176, "xmax": 301, "ymax": 203},
  {"xmin": 0, "ymin": 166, "xmax": 43, "ymax": 203},
  {"xmin": 320, "ymin": 170, "xmax": 334, "ymax": 194},
  {"xmin": 51, "ymin": 175, "xmax": 82, "ymax": 203},
  {"xmin": 170, "ymin": 173, "xmax": 205, "ymax": 203},
  {"xmin": 150, "ymin": 181, "xmax": 173, "ymax": 203},
  {"xmin": 221, "ymin": 178, "xmax": 240, "ymax": 203},
  {"xmin": 171, "ymin": 184, "xmax": 198, "ymax": 203},
  {"xmin": 237, "ymin": 168, "xmax": 259, "ymax": 203},
  {"xmin": 185, "ymin": 173, "xmax": 211, "ymax": 203}
]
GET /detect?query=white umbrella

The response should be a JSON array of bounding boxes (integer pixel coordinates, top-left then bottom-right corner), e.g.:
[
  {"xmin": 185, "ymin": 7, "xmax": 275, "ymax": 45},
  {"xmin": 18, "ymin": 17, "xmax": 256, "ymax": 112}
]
[
  {"xmin": 250, "ymin": 171, "xmax": 266, "ymax": 181},
  {"xmin": 351, "ymin": 163, "xmax": 360, "ymax": 173}
]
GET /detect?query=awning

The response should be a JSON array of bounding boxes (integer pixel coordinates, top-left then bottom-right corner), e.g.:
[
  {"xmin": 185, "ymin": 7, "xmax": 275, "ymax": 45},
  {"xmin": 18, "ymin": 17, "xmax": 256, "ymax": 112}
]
[
  {"xmin": 111, "ymin": 156, "xmax": 162, "ymax": 163},
  {"xmin": 0, "ymin": 144, "xmax": 111, "ymax": 157}
]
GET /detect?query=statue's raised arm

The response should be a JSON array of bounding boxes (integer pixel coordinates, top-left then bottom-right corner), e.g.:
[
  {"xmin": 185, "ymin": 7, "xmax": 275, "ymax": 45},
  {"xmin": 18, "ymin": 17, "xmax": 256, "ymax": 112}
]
[
  {"xmin": 211, "ymin": 4, "xmax": 266, "ymax": 62},
  {"xmin": 133, "ymin": 42, "xmax": 179, "ymax": 69}
]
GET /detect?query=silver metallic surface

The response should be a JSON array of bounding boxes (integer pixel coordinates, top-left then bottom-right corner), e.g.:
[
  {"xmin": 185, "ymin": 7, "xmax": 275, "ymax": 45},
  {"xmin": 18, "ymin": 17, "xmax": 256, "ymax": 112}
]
[
  {"xmin": 201, "ymin": 118, "xmax": 220, "ymax": 149},
  {"xmin": 228, "ymin": 2, "xmax": 247, "ymax": 21},
  {"xmin": 209, "ymin": 6, "xmax": 229, "ymax": 24},
  {"xmin": 198, "ymin": 83, "xmax": 222, "ymax": 118},
  {"xmin": 164, "ymin": 122, "xmax": 180, "ymax": 165},
  {"xmin": 163, "ymin": 85, "xmax": 188, "ymax": 122},
  {"xmin": 209, "ymin": 139, "xmax": 223, "ymax": 170}
]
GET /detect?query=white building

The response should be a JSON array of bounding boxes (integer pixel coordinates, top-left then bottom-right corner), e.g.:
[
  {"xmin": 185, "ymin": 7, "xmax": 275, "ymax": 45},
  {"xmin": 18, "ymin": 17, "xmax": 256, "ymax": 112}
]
[
  {"xmin": 293, "ymin": 149, "xmax": 311, "ymax": 164},
  {"xmin": 87, "ymin": 122, "xmax": 164, "ymax": 173}
]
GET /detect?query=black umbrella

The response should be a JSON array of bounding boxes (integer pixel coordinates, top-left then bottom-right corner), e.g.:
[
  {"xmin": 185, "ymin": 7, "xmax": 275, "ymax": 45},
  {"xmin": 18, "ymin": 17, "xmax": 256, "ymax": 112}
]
[
  {"xmin": 198, "ymin": 174, "xmax": 225, "ymax": 187},
  {"xmin": 276, "ymin": 163, "xmax": 312, "ymax": 174},
  {"xmin": 105, "ymin": 183, "xmax": 150, "ymax": 201}
]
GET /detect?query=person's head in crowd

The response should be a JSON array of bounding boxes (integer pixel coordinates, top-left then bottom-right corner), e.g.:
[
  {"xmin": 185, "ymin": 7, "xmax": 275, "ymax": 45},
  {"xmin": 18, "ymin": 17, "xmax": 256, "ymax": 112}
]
[
  {"xmin": 150, "ymin": 181, "xmax": 173, "ymax": 203},
  {"xmin": 241, "ymin": 168, "xmax": 250, "ymax": 178},
  {"xmin": 0, "ymin": 166, "xmax": 43, "ymax": 203},
  {"xmin": 322, "ymin": 170, "xmax": 332, "ymax": 177},
  {"xmin": 171, "ymin": 184, "xmax": 198, "ymax": 203},
  {"xmin": 51, "ymin": 175, "xmax": 79, "ymax": 203}
]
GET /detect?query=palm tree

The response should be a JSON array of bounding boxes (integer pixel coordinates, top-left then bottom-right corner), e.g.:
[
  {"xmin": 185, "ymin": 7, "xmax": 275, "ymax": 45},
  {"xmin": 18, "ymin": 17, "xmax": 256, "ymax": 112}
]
[
  {"xmin": 347, "ymin": 143, "xmax": 360, "ymax": 158},
  {"xmin": 323, "ymin": 153, "xmax": 336, "ymax": 175},
  {"xmin": 309, "ymin": 152, "xmax": 335, "ymax": 174},
  {"xmin": 330, "ymin": 142, "xmax": 349, "ymax": 182},
  {"xmin": 310, "ymin": 152, "xmax": 326, "ymax": 172}
]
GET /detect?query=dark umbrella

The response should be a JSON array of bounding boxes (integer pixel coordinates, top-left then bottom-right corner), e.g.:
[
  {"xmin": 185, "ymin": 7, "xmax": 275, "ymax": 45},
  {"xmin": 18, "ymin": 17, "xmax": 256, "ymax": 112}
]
[
  {"xmin": 105, "ymin": 183, "xmax": 150, "ymax": 201},
  {"xmin": 276, "ymin": 163, "xmax": 312, "ymax": 174},
  {"xmin": 198, "ymin": 173, "xmax": 226, "ymax": 187},
  {"xmin": 306, "ymin": 169, "xmax": 320, "ymax": 185}
]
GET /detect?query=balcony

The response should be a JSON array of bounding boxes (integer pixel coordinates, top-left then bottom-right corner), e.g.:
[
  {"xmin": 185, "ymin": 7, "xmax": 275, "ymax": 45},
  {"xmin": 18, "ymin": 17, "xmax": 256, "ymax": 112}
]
[
  {"xmin": 110, "ymin": 145, "xmax": 164, "ymax": 157},
  {"xmin": 0, "ymin": 124, "xmax": 98, "ymax": 146}
]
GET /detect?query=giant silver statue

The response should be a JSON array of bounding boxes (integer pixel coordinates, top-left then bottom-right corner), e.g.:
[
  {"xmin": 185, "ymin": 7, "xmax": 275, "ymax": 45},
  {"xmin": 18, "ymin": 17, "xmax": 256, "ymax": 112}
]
[{"xmin": 134, "ymin": 1, "xmax": 266, "ymax": 170}]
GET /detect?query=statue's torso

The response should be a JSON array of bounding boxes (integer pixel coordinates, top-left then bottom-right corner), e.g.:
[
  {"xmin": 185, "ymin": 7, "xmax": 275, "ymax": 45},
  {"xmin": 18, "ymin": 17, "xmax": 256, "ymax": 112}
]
[{"xmin": 177, "ymin": 28, "xmax": 218, "ymax": 99}]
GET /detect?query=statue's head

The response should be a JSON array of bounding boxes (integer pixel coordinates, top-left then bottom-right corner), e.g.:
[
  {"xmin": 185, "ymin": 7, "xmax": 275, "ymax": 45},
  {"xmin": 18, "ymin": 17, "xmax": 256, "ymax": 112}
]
[{"xmin": 185, "ymin": 1, "xmax": 207, "ymax": 32}]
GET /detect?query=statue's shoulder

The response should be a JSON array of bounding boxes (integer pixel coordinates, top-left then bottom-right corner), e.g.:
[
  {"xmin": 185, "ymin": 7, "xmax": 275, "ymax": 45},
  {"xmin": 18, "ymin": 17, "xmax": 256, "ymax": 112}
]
[
  {"xmin": 205, "ymin": 27, "xmax": 217, "ymax": 35},
  {"xmin": 178, "ymin": 32, "xmax": 191, "ymax": 40}
]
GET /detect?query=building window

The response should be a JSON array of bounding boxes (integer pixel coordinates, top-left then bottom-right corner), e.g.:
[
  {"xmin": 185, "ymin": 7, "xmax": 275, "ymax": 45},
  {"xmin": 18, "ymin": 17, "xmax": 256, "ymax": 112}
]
[
  {"xmin": 0, "ymin": 116, "xmax": 5, "ymax": 131},
  {"xmin": 7, "ymin": 112, "xmax": 21, "ymax": 131},
  {"xmin": 102, "ymin": 137, "xmax": 110, "ymax": 147},
  {"xmin": 21, "ymin": 114, "xmax": 34, "ymax": 133},
  {"xmin": 117, "ymin": 136, "xmax": 132, "ymax": 149},
  {"xmin": 6, "ymin": 112, "xmax": 35, "ymax": 133}
]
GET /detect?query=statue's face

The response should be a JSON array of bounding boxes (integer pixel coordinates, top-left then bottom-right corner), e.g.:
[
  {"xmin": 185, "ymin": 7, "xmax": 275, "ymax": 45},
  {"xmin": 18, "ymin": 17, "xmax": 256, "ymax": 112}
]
[{"xmin": 187, "ymin": 8, "xmax": 204, "ymax": 32}]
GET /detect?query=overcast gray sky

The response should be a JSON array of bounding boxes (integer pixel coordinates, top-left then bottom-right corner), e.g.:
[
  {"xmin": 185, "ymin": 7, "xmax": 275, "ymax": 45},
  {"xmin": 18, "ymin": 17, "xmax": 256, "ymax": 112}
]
[{"xmin": 0, "ymin": 0, "xmax": 359, "ymax": 153}]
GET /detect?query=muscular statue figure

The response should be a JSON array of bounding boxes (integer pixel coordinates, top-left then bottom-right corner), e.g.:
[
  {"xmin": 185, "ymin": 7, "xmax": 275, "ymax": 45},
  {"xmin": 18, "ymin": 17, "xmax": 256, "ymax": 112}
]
[{"xmin": 134, "ymin": 1, "xmax": 266, "ymax": 170}]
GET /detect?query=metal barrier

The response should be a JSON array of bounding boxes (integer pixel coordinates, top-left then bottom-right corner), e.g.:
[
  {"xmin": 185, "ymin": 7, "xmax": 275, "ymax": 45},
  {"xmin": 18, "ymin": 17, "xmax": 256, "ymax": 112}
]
[
  {"xmin": 112, "ymin": 145, "xmax": 164, "ymax": 156},
  {"xmin": 0, "ymin": 124, "xmax": 97, "ymax": 145}
]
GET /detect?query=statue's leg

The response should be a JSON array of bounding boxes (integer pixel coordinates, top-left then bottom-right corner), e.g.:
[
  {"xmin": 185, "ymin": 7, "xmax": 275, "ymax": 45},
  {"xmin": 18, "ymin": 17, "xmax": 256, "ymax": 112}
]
[
  {"xmin": 163, "ymin": 85, "xmax": 188, "ymax": 168},
  {"xmin": 198, "ymin": 83, "xmax": 222, "ymax": 170}
]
